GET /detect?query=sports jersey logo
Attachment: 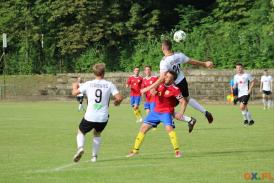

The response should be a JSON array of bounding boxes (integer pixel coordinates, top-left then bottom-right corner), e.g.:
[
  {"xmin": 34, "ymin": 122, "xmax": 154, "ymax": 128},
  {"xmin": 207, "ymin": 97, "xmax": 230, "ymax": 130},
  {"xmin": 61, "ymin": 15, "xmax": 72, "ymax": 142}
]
[
  {"xmin": 93, "ymin": 103, "xmax": 103, "ymax": 110},
  {"xmin": 165, "ymin": 90, "xmax": 170, "ymax": 95}
]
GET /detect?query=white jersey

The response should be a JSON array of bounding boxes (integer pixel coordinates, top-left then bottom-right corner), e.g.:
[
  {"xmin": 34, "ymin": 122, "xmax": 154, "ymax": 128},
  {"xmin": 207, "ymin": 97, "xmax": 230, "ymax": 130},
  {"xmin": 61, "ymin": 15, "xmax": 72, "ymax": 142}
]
[
  {"xmin": 234, "ymin": 73, "xmax": 254, "ymax": 97},
  {"xmin": 261, "ymin": 75, "xmax": 272, "ymax": 91},
  {"xmin": 77, "ymin": 83, "xmax": 84, "ymax": 97},
  {"xmin": 78, "ymin": 79, "xmax": 119, "ymax": 122},
  {"xmin": 160, "ymin": 52, "xmax": 190, "ymax": 84}
]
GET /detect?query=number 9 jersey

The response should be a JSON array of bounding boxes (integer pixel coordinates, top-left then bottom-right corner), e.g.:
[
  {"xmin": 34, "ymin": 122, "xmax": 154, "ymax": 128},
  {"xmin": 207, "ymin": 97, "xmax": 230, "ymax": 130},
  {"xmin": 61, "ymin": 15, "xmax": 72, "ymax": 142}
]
[
  {"xmin": 160, "ymin": 52, "xmax": 190, "ymax": 84},
  {"xmin": 78, "ymin": 79, "xmax": 119, "ymax": 122}
]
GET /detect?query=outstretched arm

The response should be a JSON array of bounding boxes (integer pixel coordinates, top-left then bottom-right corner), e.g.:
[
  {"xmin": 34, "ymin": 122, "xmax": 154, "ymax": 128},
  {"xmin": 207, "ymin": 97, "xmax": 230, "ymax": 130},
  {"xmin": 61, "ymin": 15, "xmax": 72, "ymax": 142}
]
[{"xmin": 187, "ymin": 59, "xmax": 214, "ymax": 69}]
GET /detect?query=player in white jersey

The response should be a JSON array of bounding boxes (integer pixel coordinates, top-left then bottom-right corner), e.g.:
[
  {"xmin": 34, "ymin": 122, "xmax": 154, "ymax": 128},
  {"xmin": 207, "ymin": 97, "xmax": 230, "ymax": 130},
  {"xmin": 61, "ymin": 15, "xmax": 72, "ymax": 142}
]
[
  {"xmin": 76, "ymin": 77, "xmax": 85, "ymax": 111},
  {"xmin": 141, "ymin": 39, "xmax": 214, "ymax": 124},
  {"xmin": 233, "ymin": 63, "xmax": 255, "ymax": 125},
  {"xmin": 71, "ymin": 63, "xmax": 123, "ymax": 162},
  {"xmin": 260, "ymin": 70, "xmax": 273, "ymax": 109}
]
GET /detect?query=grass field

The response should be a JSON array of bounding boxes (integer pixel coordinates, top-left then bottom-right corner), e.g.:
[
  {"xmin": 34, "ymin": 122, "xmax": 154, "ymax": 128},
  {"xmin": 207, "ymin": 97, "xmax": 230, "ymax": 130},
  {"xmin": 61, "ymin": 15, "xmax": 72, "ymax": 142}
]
[{"xmin": 0, "ymin": 101, "xmax": 273, "ymax": 183}]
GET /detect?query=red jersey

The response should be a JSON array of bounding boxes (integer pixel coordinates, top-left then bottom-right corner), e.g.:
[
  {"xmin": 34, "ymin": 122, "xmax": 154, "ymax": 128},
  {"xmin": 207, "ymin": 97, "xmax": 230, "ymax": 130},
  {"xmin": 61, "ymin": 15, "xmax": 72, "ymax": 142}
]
[
  {"xmin": 127, "ymin": 75, "xmax": 143, "ymax": 96},
  {"xmin": 142, "ymin": 76, "xmax": 158, "ymax": 102},
  {"xmin": 154, "ymin": 83, "xmax": 183, "ymax": 114}
]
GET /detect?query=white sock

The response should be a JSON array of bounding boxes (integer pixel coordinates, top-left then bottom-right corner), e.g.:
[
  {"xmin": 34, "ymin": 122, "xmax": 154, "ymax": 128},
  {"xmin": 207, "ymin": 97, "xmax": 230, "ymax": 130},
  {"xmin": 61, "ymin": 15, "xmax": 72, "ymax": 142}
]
[
  {"xmin": 263, "ymin": 99, "xmax": 267, "ymax": 108},
  {"xmin": 246, "ymin": 111, "xmax": 252, "ymax": 121},
  {"xmin": 174, "ymin": 112, "xmax": 191, "ymax": 122},
  {"xmin": 78, "ymin": 104, "xmax": 82, "ymax": 110},
  {"xmin": 268, "ymin": 100, "xmax": 272, "ymax": 108},
  {"xmin": 241, "ymin": 110, "xmax": 248, "ymax": 120},
  {"xmin": 92, "ymin": 137, "xmax": 102, "ymax": 157},
  {"xmin": 188, "ymin": 98, "xmax": 206, "ymax": 114},
  {"xmin": 77, "ymin": 132, "xmax": 85, "ymax": 149}
]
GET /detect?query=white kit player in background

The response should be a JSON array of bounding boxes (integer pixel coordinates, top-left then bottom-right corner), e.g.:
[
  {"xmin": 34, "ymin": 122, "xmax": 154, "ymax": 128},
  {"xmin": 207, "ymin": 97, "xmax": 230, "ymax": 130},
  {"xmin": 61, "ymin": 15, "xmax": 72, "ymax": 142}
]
[
  {"xmin": 141, "ymin": 39, "xmax": 214, "ymax": 125},
  {"xmin": 260, "ymin": 70, "xmax": 273, "ymax": 109},
  {"xmin": 72, "ymin": 63, "xmax": 123, "ymax": 163},
  {"xmin": 76, "ymin": 77, "xmax": 85, "ymax": 111},
  {"xmin": 233, "ymin": 63, "xmax": 255, "ymax": 126}
]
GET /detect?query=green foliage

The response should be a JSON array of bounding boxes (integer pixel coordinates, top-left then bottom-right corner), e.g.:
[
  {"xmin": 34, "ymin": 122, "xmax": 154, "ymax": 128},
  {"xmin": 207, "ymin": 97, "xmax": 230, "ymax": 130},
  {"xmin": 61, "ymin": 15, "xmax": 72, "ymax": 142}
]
[{"xmin": 0, "ymin": 0, "xmax": 273, "ymax": 74}]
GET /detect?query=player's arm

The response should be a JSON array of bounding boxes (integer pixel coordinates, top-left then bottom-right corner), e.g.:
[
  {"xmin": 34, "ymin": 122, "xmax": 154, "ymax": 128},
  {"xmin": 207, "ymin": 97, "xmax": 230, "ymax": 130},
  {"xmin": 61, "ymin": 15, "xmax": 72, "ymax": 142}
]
[
  {"xmin": 72, "ymin": 82, "xmax": 80, "ymax": 96},
  {"xmin": 141, "ymin": 72, "xmax": 166, "ymax": 94},
  {"xmin": 174, "ymin": 97, "xmax": 187, "ymax": 120},
  {"xmin": 260, "ymin": 80, "xmax": 263, "ymax": 92},
  {"xmin": 248, "ymin": 79, "xmax": 255, "ymax": 94},
  {"xmin": 186, "ymin": 59, "xmax": 213, "ymax": 69},
  {"xmin": 113, "ymin": 93, "xmax": 123, "ymax": 106}
]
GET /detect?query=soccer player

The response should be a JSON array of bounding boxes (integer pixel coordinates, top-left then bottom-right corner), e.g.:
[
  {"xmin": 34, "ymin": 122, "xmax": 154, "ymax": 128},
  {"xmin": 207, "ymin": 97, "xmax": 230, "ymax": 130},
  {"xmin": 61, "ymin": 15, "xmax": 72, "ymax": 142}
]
[
  {"xmin": 76, "ymin": 77, "xmax": 85, "ymax": 111},
  {"xmin": 233, "ymin": 63, "xmax": 255, "ymax": 125},
  {"xmin": 141, "ymin": 39, "xmax": 214, "ymax": 124},
  {"xmin": 260, "ymin": 70, "xmax": 273, "ymax": 109},
  {"xmin": 142, "ymin": 66, "xmax": 158, "ymax": 114},
  {"xmin": 127, "ymin": 71, "xmax": 196, "ymax": 158},
  {"xmin": 72, "ymin": 63, "xmax": 123, "ymax": 163},
  {"xmin": 126, "ymin": 67, "xmax": 143, "ymax": 123}
]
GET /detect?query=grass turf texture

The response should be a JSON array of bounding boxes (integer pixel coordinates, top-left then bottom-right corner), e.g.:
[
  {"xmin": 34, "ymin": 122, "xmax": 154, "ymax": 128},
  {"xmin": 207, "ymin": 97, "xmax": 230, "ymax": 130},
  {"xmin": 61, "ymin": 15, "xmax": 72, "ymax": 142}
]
[{"xmin": 0, "ymin": 101, "xmax": 273, "ymax": 183}]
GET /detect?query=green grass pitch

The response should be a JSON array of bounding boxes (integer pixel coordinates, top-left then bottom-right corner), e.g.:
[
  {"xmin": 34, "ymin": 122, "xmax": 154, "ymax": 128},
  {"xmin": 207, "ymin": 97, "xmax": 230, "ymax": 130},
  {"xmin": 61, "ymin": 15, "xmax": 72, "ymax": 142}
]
[{"xmin": 0, "ymin": 101, "xmax": 273, "ymax": 183}]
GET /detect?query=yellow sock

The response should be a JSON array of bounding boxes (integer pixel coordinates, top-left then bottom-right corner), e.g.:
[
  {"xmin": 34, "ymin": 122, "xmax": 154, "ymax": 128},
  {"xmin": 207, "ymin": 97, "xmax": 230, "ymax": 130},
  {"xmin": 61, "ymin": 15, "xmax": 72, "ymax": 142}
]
[
  {"xmin": 168, "ymin": 131, "xmax": 180, "ymax": 152},
  {"xmin": 133, "ymin": 132, "xmax": 145, "ymax": 153},
  {"xmin": 133, "ymin": 108, "xmax": 142, "ymax": 119}
]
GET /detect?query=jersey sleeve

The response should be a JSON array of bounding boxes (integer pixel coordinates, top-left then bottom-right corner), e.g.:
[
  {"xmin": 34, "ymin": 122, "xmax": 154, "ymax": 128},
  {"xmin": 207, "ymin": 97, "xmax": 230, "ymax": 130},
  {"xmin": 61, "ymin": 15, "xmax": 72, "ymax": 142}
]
[
  {"xmin": 127, "ymin": 77, "xmax": 131, "ymax": 85},
  {"xmin": 173, "ymin": 87, "xmax": 184, "ymax": 100},
  {"xmin": 110, "ymin": 82, "xmax": 119, "ymax": 96},
  {"xmin": 178, "ymin": 53, "xmax": 190, "ymax": 64},
  {"xmin": 159, "ymin": 60, "xmax": 168, "ymax": 73},
  {"xmin": 269, "ymin": 76, "xmax": 273, "ymax": 81},
  {"xmin": 78, "ymin": 82, "xmax": 87, "ymax": 94}
]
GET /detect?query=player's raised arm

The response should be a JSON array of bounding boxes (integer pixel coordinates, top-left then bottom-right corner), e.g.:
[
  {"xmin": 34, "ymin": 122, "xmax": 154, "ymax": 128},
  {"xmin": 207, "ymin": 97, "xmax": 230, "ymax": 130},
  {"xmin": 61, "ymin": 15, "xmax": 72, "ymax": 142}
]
[{"xmin": 187, "ymin": 59, "xmax": 214, "ymax": 69}]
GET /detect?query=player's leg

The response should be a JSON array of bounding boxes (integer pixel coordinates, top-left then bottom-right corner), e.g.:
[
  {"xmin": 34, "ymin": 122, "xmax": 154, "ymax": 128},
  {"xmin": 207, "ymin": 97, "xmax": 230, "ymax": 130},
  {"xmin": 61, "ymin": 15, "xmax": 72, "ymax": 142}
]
[
  {"xmin": 133, "ymin": 96, "xmax": 142, "ymax": 122},
  {"xmin": 267, "ymin": 92, "xmax": 272, "ymax": 109},
  {"xmin": 177, "ymin": 78, "xmax": 213, "ymax": 123},
  {"xmin": 91, "ymin": 121, "xmax": 108, "ymax": 162},
  {"xmin": 173, "ymin": 112, "xmax": 196, "ymax": 133},
  {"xmin": 240, "ymin": 98, "xmax": 249, "ymax": 125},
  {"xmin": 161, "ymin": 113, "xmax": 182, "ymax": 158},
  {"xmin": 262, "ymin": 92, "xmax": 267, "ymax": 109},
  {"xmin": 73, "ymin": 118, "xmax": 93, "ymax": 162},
  {"xmin": 127, "ymin": 111, "xmax": 158, "ymax": 157},
  {"xmin": 127, "ymin": 123, "xmax": 153, "ymax": 157}
]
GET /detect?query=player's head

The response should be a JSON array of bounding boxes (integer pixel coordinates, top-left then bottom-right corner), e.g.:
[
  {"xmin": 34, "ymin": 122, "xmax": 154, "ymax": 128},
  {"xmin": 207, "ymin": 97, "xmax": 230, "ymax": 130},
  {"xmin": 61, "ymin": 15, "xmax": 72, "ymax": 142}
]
[
  {"xmin": 235, "ymin": 63, "xmax": 244, "ymax": 74},
  {"xmin": 93, "ymin": 63, "xmax": 105, "ymax": 77},
  {"xmin": 165, "ymin": 70, "xmax": 177, "ymax": 85},
  {"xmin": 161, "ymin": 40, "xmax": 172, "ymax": 53},
  {"xmin": 263, "ymin": 69, "xmax": 268, "ymax": 76},
  {"xmin": 144, "ymin": 65, "xmax": 152, "ymax": 77},
  {"xmin": 133, "ymin": 67, "xmax": 140, "ymax": 76}
]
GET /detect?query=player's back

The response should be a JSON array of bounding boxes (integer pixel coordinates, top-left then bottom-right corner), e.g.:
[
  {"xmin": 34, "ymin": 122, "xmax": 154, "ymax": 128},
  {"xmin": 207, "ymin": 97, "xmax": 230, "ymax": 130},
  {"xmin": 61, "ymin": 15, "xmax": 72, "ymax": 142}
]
[{"xmin": 80, "ymin": 79, "xmax": 118, "ymax": 122}]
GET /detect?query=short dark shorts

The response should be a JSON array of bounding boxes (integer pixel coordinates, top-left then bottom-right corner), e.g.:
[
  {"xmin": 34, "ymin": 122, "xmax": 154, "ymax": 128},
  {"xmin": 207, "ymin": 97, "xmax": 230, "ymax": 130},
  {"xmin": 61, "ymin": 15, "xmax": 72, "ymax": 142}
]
[
  {"xmin": 176, "ymin": 78, "xmax": 189, "ymax": 98},
  {"xmin": 79, "ymin": 118, "xmax": 108, "ymax": 134},
  {"xmin": 237, "ymin": 95, "xmax": 250, "ymax": 105},
  {"xmin": 76, "ymin": 96, "xmax": 84, "ymax": 103},
  {"xmin": 263, "ymin": 90, "xmax": 272, "ymax": 95}
]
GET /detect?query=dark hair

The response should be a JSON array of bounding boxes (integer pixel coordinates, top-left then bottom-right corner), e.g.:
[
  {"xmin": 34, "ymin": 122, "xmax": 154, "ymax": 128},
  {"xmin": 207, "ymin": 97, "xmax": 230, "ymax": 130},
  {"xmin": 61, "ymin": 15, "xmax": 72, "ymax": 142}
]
[
  {"xmin": 167, "ymin": 70, "xmax": 178, "ymax": 80},
  {"xmin": 144, "ymin": 65, "xmax": 152, "ymax": 70},
  {"xmin": 162, "ymin": 39, "xmax": 172, "ymax": 50},
  {"xmin": 92, "ymin": 63, "xmax": 105, "ymax": 77},
  {"xmin": 235, "ymin": 63, "xmax": 243, "ymax": 67}
]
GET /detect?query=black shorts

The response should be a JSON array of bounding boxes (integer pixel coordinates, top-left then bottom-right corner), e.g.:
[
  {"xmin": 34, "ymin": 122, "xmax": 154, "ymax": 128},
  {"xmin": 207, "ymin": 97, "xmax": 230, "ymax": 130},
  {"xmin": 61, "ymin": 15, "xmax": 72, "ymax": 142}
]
[
  {"xmin": 76, "ymin": 96, "xmax": 84, "ymax": 103},
  {"xmin": 79, "ymin": 118, "xmax": 108, "ymax": 134},
  {"xmin": 263, "ymin": 90, "xmax": 272, "ymax": 95},
  {"xmin": 237, "ymin": 95, "xmax": 250, "ymax": 105},
  {"xmin": 176, "ymin": 78, "xmax": 189, "ymax": 98}
]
